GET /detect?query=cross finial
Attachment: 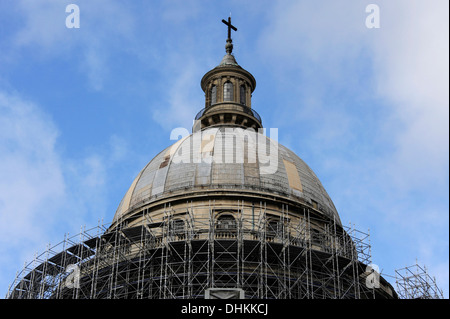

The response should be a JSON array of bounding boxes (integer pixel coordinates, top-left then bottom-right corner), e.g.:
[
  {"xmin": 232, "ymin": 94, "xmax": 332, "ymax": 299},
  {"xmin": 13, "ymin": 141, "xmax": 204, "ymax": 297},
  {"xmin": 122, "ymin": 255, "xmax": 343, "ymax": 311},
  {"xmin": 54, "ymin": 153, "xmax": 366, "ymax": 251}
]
[
  {"xmin": 221, "ymin": 16, "xmax": 237, "ymax": 54},
  {"xmin": 222, "ymin": 16, "xmax": 237, "ymax": 40}
]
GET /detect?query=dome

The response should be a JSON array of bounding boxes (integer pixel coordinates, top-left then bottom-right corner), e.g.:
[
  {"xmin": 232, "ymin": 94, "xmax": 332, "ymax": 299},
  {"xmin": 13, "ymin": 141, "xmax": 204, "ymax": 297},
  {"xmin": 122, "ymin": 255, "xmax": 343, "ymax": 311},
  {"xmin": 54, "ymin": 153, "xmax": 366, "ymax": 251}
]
[{"xmin": 113, "ymin": 126, "xmax": 341, "ymax": 225}]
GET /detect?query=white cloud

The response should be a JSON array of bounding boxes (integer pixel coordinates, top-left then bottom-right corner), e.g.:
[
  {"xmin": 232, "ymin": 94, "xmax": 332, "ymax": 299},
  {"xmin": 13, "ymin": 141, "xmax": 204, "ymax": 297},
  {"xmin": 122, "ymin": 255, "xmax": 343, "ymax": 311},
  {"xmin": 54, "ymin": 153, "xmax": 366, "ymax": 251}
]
[
  {"xmin": 0, "ymin": 90, "xmax": 65, "ymax": 246},
  {"xmin": 0, "ymin": 89, "xmax": 131, "ymax": 296},
  {"xmin": 372, "ymin": 0, "xmax": 449, "ymax": 191},
  {"xmin": 261, "ymin": 0, "xmax": 449, "ymax": 202},
  {"xmin": 81, "ymin": 46, "xmax": 108, "ymax": 91},
  {"xmin": 0, "ymin": 90, "xmax": 68, "ymax": 298},
  {"xmin": 152, "ymin": 59, "xmax": 203, "ymax": 131},
  {"xmin": 10, "ymin": 0, "xmax": 137, "ymax": 91},
  {"xmin": 62, "ymin": 135, "xmax": 132, "ymax": 227},
  {"xmin": 13, "ymin": 0, "xmax": 70, "ymax": 53}
]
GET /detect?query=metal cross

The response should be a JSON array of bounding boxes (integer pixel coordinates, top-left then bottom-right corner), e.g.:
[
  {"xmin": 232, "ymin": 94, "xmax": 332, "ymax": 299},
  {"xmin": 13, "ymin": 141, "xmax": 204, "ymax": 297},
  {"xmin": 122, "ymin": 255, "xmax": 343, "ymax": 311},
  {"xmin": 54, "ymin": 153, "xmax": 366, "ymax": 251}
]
[{"xmin": 222, "ymin": 16, "xmax": 237, "ymax": 39}]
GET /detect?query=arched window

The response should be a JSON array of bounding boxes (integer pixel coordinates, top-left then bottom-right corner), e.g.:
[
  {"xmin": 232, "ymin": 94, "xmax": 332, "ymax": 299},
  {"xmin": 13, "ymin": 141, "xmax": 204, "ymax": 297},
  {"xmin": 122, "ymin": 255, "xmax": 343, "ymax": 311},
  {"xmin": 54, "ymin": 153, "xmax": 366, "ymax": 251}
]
[
  {"xmin": 171, "ymin": 219, "xmax": 185, "ymax": 235},
  {"xmin": 240, "ymin": 85, "xmax": 246, "ymax": 105},
  {"xmin": 223, "ymin": 82, "xmax": 233, "ymax": 102},
  {"xmin": 311, "ymin": 228, "xmax": 322, "ymax": 246},
  {"xmin": 210, "ymin": 85, "xmax": 217, "ymax": 105},
  {"xmin": 216, "ymin": 214, "xmax": 236, "ymax": 232},
  {"xmin": 267, "ymin": 219, "xmax": 281, "ymax": 238}
]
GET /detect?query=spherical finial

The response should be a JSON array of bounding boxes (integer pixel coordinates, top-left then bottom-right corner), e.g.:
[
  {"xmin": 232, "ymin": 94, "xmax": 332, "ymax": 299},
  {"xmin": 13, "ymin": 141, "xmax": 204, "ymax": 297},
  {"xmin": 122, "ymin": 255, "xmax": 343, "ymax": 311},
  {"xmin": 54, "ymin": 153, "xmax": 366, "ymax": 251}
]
[{"xmin": 225, "ymin": 39, "xmax": 233, "ymax": 54}]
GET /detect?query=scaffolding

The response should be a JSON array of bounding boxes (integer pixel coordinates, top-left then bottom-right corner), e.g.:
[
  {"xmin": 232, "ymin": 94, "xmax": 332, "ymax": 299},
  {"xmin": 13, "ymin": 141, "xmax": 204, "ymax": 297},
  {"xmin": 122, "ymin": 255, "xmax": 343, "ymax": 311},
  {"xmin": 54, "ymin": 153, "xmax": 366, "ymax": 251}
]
[
  {"xmin": 395, "ymin": 263, "xmax": 444, "ymax": 299},
  {"xmin": 6, "ymin": 200, "xmax": 394, "ymax": 299}
]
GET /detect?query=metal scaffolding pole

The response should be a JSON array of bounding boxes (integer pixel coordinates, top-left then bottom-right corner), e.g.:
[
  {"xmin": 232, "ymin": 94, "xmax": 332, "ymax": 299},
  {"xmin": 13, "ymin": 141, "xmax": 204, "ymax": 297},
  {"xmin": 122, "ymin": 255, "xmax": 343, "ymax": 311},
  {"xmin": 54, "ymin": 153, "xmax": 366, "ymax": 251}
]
[
  {"xmin": 395, "ymin": 263, "xmax": 444, "ymax": 299},
  {"xmin": 7, "ymin": 199, "xmax": 402, "ymax": 300}
]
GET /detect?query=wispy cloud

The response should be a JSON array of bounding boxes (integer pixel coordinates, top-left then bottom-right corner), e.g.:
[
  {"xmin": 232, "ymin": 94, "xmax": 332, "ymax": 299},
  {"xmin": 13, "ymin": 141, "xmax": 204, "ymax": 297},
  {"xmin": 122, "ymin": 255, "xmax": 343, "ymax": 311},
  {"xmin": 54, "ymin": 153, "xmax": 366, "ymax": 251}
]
[
  {"xmin": 0, "ymin": 89, "xmax": 132, "ymax": 296},
  {"xmin": 9, "ymin": 0, "xmax": 137, "ymax": 91},
  {"xmin": 151, "ymin": 58, "xmax": 204, "ymax": 131},
  {"xmin": 371, "ymin": 0, "xmax": 449, "ymax": 191},
  {"xmin": 0, "ymin": 90, "xmax": 65, "ymax": 244},
  {"xmin": 0, "ymin": 90, "xmax": 66, "ymax": 295}
]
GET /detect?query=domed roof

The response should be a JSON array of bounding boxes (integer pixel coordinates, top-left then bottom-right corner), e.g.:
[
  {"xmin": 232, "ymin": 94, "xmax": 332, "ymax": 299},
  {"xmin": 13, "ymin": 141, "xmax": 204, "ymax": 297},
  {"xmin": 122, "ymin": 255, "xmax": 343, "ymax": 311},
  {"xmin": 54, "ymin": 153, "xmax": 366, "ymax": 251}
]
[{"xmin": 113, "ymin": 126, "xmax": 340, "ymax": 225}]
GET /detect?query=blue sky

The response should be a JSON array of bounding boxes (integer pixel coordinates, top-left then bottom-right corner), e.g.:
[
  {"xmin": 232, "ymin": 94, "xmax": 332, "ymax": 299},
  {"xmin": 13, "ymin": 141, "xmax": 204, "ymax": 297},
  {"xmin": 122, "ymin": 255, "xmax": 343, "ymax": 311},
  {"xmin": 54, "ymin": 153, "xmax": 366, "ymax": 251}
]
[{"xmin": 0, "ymin": 0, "xmax": 448, "ymax": 298}]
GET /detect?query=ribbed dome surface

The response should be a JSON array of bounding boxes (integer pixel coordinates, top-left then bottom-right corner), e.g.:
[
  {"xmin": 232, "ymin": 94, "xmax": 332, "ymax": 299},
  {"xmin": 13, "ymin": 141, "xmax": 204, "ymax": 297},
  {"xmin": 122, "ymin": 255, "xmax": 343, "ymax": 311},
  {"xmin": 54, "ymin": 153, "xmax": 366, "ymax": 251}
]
[{"xmin": 114, "ymin": 127, "xmax": 340, "ymax": 225}]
